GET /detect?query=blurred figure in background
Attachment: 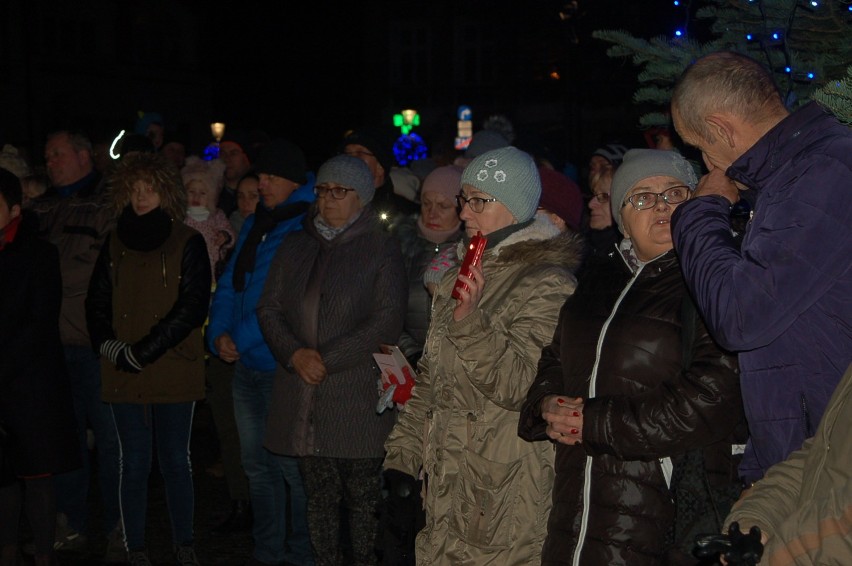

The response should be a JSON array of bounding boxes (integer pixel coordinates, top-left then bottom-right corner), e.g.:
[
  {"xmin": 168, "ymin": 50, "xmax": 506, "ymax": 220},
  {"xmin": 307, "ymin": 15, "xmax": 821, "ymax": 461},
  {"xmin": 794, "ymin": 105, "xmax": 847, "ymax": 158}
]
[
  {"xmin": 31, "ymin": 128, "xmax": 123, "ymax": 560},
  {"xmin": 181, "ymin": 156, "xmax": 235, "ymax": 282},
  {"xmin": 392, "ymin": 164, "xmax": 465, "ymax": 366},
  {"xmin": 0, "ymin": 167, "xmax": 80, "ymax": 566},
  {"xmin": 228, "ymin": 172, "xmax": 259, "ymax": 237}
]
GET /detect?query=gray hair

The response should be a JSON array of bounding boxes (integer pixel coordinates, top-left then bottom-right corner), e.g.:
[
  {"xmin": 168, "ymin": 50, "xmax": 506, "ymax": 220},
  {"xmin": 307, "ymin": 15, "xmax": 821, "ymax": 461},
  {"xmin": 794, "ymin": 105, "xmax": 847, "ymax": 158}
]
[{"xmin": 672, "ymin": 51, "xmax": 784, "ymax": 143}]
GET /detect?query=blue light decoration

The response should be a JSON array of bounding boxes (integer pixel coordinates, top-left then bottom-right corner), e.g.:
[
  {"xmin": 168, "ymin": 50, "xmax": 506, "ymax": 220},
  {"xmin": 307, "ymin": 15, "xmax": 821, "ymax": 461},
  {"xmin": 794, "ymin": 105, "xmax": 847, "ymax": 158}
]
[
  {"xmin": 202, "ymin": 143, "xmax": 220, "ymax": 161},
  {"xmin": 746, "ymin": 33, "xmax": 754, "ymax": 41},
  {"xmin": 810, "ymin": 0, "xmax": 819, "ymax": 7},
  {"xmin": 675, "ymin": 29, "xmax": 684, "ymax": 37},
  {"xmin": 393, "ymin": 132, "xmax": 429, "ymax": 167},
  {"xmin": 785, "ymin": 66, "xmax": 792, "ymax": 73},
  {"xmin": 772, "ymin": 32, "xmax": 781, "ymax": 40},
  {"xmin": 673, "ymin": 0, "xmax": 679, "ymax": 5}
]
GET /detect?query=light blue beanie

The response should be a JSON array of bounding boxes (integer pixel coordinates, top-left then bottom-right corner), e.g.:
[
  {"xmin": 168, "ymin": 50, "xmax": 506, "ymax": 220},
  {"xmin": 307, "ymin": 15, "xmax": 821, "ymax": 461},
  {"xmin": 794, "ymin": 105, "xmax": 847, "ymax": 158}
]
[
  {"xmin": 316, "ymin": 154, "xmax": 375, "ymax": 204},
  {"xmin": 460, "ymin": 146, "xmax": 541, "ymax": 222}
]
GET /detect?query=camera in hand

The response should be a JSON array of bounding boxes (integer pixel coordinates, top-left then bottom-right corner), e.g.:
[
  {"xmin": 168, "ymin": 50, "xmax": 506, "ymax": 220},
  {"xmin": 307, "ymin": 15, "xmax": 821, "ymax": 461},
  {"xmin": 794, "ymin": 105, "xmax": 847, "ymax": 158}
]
[{"xmin": 452, "ymin": 231, "xmax": 487, "ymax": 300}]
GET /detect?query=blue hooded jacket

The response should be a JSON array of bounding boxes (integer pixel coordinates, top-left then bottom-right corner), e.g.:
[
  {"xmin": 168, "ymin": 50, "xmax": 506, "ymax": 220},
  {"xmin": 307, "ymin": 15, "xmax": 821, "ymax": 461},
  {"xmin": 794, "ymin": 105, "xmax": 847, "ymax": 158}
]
[{"xmin": 207, "ymin": 173, "xmax": 316, "ymax": 371}]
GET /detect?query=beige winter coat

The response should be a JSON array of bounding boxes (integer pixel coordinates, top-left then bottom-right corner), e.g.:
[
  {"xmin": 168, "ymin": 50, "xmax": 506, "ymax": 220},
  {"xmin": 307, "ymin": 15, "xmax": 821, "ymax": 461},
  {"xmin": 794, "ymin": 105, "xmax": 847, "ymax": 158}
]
[
  {"xmin": 383, "ymin": 217, "xmax": 583, "ymax": 565},
  {"xmin": 726, "ymin": 362, "xmax": 852, "ymax": 565}
]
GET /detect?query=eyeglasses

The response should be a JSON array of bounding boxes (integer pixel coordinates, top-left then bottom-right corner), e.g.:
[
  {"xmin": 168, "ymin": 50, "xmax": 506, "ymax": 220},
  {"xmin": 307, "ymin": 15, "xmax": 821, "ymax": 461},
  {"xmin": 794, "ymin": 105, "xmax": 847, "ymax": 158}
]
[
  {"xmin": 624, "ymin": 186, "xmax": 690, "ymax": 210},
  {"xmin": 456, "ymin": 193, "xmax": 497, "ymax": 213},
  {"xmin": 314, "ymin": 185, "xmax": 356, "ymax": 200},
  {"xmin": 592, "ymin": 192, "xmax": 610, "ymax": 204}
]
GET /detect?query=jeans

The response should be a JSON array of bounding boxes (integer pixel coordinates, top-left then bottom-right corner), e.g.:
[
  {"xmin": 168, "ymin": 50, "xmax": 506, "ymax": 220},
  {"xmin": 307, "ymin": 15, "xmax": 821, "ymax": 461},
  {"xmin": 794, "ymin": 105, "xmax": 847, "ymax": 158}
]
[
  {"xmin": 53, "ymin": 345, "xmax": 121, "ymax": 533},
  {"xmin": 111, "ymin": 402, "xmax": 195, "ymax": 551},
  {"xmin": 233, "ymin": 362, "xmax": 314, "ymax": 565},
  {"xmin": 205, "ymin": 356, "xmax": 249, "ymax": 501}
]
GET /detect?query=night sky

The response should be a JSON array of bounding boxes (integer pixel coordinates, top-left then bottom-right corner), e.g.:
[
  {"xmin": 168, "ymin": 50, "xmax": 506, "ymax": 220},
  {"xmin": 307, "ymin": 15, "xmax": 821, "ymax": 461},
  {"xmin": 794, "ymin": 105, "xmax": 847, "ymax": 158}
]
[{"xmin": 187, "ymin": 0, "xmax": 682, "ymax": 166}]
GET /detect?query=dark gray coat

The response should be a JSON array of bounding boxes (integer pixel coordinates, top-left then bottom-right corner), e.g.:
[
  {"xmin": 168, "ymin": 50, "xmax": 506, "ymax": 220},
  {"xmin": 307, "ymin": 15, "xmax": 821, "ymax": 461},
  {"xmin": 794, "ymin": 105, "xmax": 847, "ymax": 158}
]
[{"xmin": 257, "ymin": 205, "xmax": 407, "ymax": 458}]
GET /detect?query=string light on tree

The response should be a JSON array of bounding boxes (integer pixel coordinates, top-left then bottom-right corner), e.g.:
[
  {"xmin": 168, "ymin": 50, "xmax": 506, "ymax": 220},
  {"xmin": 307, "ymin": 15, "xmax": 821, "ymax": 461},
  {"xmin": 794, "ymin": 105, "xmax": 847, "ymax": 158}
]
[{"xmin": 592, "ymin": 0, "xmax": 851, "ymax": 128}]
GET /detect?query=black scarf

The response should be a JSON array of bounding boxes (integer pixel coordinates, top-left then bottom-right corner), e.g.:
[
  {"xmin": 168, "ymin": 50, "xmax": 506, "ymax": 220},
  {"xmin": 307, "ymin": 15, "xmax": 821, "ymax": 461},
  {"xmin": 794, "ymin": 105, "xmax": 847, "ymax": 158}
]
[
  {"xmin": 232, "ymin": 200, "xmax": 310, "ymax": 292},
  {"xmin": 116, "ymin": 206, "xmax": 172, "ymax": 251}
]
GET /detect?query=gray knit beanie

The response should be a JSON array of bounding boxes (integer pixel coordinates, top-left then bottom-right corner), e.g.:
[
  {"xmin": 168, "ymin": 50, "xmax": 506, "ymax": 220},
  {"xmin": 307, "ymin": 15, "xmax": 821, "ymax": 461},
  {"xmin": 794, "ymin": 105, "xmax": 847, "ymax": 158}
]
[
  {"xmin": 460, "ymin": 146, "xmax": 541, "ymax": 222},
  {"xmin": 610, "ymin": 149, "xmax": 698, "ymax": 228},
  {"xmin": 316, "ymin": 154, "xmax": 376, "ymax": 204}
]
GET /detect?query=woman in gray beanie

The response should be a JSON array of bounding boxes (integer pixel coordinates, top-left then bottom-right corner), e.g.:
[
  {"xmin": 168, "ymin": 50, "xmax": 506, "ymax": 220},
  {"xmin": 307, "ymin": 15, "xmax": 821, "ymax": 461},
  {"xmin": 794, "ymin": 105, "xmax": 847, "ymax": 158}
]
[
  {"xmin": 257, "ymin": 154, "xmax": 407, "ymax": 566},
  {"xmin": 520, "ymin": 148, "xmax": 745, "ymax": 564},
  {"xmin": 384, "ymin": 146, "xmax": 585, "ymax": 565}
]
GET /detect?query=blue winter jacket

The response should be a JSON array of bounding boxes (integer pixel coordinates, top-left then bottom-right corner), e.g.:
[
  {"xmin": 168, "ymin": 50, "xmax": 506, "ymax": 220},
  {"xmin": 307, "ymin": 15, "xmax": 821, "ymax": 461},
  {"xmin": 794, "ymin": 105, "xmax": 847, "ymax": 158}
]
[
  {"xmin": 671, "ymin": 102, "xmax": 852, "ymax": 483},
  {"xmin": 207, "ymin": 175, "xmax": 316, "ymax": 372}
]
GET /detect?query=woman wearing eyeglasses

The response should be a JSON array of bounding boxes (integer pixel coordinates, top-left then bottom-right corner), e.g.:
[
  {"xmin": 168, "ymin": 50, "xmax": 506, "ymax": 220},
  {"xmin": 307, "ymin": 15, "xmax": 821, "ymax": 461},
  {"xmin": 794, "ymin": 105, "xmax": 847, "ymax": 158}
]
[
  {"xmin": 519, "ymin": 149, "xmax": 745, "ymax": 565},
  {"xmin": 383, "ymin": 146, "xmax": 584, "ymax": 565},
  {"xmin": 257, "ymin": 154, "xmax": 407, "ymax": 566}
]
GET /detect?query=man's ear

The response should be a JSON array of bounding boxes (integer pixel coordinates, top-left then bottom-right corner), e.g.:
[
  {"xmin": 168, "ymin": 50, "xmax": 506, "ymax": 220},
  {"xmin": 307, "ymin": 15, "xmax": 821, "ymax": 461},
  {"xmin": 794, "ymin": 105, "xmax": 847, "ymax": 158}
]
[
  {"xmin": 10, "ymin": 203, "xmax": 21, "ymax": 219},
  {"xmin": 705, "ymin": 113, "xmax": 736, "ymax": 149}
]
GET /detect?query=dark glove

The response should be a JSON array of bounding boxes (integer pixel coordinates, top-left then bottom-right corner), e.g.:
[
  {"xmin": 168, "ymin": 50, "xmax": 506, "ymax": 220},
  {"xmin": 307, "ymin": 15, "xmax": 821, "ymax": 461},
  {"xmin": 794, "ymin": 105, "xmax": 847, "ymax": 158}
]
[
  {"xmin": 380, "ymin": 469, "xmax": 422, "ymax": 566},
  {"xmin": 693, "ymin": 521, "xmax": 764, "ymax": 566},
  {"xmin": 384, "ymin": 469, "xmax": 418, "ymax": 499},
  {"xmin": 115, "ymin": 344, "xmax": 143, "ymax": 374}
]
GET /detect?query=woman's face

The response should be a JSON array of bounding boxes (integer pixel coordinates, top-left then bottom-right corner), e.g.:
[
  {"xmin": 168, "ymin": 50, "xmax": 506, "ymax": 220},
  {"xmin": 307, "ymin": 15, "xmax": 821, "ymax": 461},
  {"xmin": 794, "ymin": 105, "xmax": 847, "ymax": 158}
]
[
  {"xmin": 186, "ymin": 179, "xmax": 211, "ymax": 209},
  {"xmin": 619, "ymin": 175, "xmax": 689, "ymax": 262},
  {"xmin": 420, "ymin": 191, "xmax": 459, "ymax": 232},
  {"xmin": 458, "ymin": 184, "xmax": 515, "ymax": 238},
  {"xmin": 587, "ymin": 169, "xmax": 613, "ymax": 230},
  {"xmin": 131, "ymin": 179, "xmax": 162, "ymax": 216},
  {"xmin": 316, "ymin": 183, "xmax": 363, "ymax": 228},
  {"xmin": 236, "ymin": 177, "xmax": 260, "ymax": 219}
]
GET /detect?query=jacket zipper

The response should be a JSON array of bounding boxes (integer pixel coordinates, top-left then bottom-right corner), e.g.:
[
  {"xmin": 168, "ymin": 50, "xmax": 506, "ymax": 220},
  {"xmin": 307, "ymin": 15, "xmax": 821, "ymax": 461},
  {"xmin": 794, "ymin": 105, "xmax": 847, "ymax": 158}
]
[
  {"xmin": 161, "ymin": 252, "xmax": 167, "ymax": 287},
  {"xmin": 573, "ymin": 262, "xmax": 645, "ymax": 566}
]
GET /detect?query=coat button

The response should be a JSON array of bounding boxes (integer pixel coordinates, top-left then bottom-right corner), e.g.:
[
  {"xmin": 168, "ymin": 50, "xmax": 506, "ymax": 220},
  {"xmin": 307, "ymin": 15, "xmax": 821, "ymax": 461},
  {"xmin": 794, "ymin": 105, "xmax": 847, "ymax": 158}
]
[{"xmin": 121, "ymin": 313, "xmax": 128, "ymax": 319}]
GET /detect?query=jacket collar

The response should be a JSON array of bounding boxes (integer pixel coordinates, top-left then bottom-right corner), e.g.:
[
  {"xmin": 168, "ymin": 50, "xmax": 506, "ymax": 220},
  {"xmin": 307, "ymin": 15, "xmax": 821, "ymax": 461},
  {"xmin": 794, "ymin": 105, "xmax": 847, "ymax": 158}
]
[{"xmin": 726, "ymin": 101, "xmax": 830, "ymax": 191}]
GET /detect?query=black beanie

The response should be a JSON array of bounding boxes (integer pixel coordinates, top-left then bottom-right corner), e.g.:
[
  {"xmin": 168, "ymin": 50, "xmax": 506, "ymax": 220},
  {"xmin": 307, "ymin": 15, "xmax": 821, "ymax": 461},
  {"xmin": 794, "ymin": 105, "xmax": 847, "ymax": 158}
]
[
  {"xmin": 253, "ymin": 139, "xmax": 307, "ymax": 185},
  {"xmin": 339, "ymin": 128, "xmax": 395, "ymax": 174}
]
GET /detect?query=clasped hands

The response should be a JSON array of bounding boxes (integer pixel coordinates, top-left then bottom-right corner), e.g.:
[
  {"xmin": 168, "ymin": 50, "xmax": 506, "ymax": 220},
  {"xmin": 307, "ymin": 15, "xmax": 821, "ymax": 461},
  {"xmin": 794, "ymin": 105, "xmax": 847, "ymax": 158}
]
[
  {"xmin": 541, "ymin": 395, "xmax": 585, "ymax": 445},
  {"xmin": 291, "ymin": 347, "xmax": 327, "ymax": 385}
]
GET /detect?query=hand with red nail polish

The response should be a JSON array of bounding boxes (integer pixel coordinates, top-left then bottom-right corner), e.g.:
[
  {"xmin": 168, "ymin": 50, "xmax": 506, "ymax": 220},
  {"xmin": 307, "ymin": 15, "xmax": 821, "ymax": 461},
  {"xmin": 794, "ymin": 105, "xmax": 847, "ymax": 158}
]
[{"xmin": 540, "ymin": 395, "xmax": 585, "ymax": 445}]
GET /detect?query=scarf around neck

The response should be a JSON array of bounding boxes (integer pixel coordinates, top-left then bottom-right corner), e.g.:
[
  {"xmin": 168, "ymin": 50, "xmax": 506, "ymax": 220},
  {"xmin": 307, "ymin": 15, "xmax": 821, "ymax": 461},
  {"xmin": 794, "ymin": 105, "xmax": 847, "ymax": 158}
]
[
  {"xmin": 417, "ymin": 216, "xmax": 461, "ymax": 245},
  {"xmin": 116, "ymin": 205, "xmax": 172, "ymax": 252},
  {"xmin": 232, "ymin": 199, "xmax": 310, "ymax": 292}
]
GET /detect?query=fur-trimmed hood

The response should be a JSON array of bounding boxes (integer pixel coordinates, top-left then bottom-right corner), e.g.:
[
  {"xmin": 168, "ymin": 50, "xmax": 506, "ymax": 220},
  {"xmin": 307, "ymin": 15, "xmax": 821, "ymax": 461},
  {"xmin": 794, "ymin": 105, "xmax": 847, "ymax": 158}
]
[{"xmin": 457, "ymin": 214, "xmax": 585, "ymax": 274}]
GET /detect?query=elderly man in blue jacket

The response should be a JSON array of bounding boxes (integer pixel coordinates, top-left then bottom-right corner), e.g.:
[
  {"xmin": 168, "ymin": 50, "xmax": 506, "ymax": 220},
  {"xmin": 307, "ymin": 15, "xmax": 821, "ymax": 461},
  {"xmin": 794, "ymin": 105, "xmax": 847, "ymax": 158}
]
[
  {"xmin": 207, "ymin": 139, "xmax": 316, "ymax": 566},
  {"xmin": 669, "ymin": 51, "xmax": 852, "ymax": 485}
]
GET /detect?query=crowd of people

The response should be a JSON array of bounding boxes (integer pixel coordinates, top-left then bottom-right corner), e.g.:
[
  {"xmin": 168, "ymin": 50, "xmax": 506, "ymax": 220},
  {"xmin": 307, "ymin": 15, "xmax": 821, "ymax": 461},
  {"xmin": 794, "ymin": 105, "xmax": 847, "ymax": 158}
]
[{"xmin": 0, "ymin": 50, "xmax": 850, "ymax": 566}]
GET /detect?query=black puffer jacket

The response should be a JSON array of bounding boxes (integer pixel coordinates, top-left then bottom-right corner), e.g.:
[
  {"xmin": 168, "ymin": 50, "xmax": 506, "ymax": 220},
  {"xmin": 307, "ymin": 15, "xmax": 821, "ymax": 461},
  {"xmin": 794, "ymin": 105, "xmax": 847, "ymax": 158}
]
[{"xmin": 519, "ymin": 247, "xmax": 743, "ymax": 565}]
